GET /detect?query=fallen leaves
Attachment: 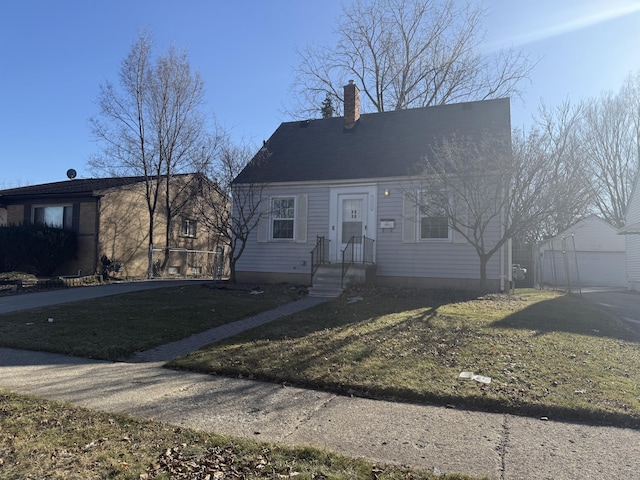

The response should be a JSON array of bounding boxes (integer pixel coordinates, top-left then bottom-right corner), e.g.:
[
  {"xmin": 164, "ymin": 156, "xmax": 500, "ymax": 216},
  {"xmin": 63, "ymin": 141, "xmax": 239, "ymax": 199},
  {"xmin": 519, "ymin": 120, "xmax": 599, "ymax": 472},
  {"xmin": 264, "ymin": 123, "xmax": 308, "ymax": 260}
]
[{"xmin": 144, "ymin": 444, "xmax": 301, "ymax": 479}]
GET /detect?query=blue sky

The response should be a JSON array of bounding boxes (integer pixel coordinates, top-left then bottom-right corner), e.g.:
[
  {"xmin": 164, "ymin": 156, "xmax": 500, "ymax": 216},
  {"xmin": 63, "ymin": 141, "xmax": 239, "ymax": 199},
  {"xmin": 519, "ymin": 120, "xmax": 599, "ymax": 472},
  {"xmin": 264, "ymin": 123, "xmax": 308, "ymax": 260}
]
[{"xmin": 1, "ymin": 0, "xmax": 639, "ymax": 187}]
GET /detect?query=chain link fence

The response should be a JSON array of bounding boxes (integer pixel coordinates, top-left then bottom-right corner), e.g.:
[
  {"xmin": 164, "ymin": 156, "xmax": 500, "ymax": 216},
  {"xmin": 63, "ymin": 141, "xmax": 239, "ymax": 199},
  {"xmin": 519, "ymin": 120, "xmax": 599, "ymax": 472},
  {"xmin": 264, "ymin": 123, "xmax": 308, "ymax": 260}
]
[{"xmin": 151, "ymin": 247, "xmax": 226, "ymax": 280}]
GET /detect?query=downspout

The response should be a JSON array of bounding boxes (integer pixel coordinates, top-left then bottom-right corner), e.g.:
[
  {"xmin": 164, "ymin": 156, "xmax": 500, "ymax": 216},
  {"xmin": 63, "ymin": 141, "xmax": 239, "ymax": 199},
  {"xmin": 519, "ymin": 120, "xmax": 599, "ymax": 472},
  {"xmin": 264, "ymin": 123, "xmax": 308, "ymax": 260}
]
[
  {"xmin": 500, "ymin": 214, "xmax": 505, "ymax": 292},
  {"xmin": 500, "ymin": 185, "xmax": 506, "ymax": 292}
]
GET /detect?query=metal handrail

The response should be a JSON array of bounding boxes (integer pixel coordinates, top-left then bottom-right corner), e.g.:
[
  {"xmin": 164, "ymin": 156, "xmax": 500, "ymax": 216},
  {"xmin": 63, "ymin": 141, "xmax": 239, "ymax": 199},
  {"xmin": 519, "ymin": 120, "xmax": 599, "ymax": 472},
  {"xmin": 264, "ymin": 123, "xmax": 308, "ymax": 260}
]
[
  {"xmin": 341, "ymin": 235, "xmax": 374, "ymax": 287},
  {"xmin": 310, "ymin": 236, "xmax": 330, "ymax": 285}
]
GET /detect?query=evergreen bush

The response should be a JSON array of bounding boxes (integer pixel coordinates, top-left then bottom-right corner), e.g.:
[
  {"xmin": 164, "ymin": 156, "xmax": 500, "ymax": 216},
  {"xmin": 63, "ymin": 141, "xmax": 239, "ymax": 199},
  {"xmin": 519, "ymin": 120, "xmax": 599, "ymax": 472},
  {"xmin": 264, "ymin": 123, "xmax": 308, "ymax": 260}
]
[{"xmin": 0, "ymin": 224, "xmax": 77, "ymax": 276}]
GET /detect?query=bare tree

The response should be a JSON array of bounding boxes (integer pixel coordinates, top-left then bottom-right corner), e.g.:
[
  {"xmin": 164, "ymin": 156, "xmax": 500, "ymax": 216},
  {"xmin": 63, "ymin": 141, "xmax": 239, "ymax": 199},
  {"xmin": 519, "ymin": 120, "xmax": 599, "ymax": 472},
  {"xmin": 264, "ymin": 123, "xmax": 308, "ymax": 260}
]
[
  {"xmin": 89, "ymin": 31, "xmax": 213, "ymax": 277},
  {"xmin": 519, "ymin": 100, "xmax": 592, "ymax": 242},
  {"xmin": 197, "ymin": 141, "xmax": 270, "ymax": 283},
  {"xmin": 152, "ymin": 45, "xmax": 211, "ymax": 269},
  {"xmin": 413, "ymin": 130, "xmax": 576, "ymax": 289},
  {"xmin": 581, "ymin": 73, "xmax": 640, "ymax": 228},
  {"xmin": 290, "ymin": 0, "xmax": 534, "ymax": 117}
]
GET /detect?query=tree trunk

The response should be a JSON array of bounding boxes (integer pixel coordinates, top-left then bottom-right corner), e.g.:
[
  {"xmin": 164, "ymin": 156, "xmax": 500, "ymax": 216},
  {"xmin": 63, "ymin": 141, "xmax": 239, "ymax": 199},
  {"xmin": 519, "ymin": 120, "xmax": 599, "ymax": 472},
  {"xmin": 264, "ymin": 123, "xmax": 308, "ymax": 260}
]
[
  {"xmin": 228, "ymin": 257, "xmax": 237, "ymax": 284},
  {"xmin": 147, "ymin": 217, "xmax": 154, "ymax": 279},
  {"xmin": 478, "ymin": 254, "xmax": 488, "ymax": 293},
  {"xmin": 147, "ymin": 243, "xmax": 153, "ymax": 279}
]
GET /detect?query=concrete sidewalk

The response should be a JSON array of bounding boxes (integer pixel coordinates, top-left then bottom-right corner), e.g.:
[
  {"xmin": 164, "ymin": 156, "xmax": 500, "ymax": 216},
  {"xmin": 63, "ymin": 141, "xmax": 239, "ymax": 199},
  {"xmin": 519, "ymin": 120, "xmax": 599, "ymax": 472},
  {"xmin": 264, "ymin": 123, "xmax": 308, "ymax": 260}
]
[{"xmin": 2, "ymin": 295, "xmax": 640, "ymax": 479}]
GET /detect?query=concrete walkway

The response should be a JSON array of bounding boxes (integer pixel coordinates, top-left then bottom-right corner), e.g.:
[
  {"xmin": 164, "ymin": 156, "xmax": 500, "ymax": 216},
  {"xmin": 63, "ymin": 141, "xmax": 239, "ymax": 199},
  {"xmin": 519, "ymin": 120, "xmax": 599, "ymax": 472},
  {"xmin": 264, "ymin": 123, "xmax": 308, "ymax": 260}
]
[
  {"xmin": 2, "ymin": 290, "xmax": 640, "ymax": 479},
  {"xmin": 129, "ymin": 295, "xmax": 330, "ymax": 362}
]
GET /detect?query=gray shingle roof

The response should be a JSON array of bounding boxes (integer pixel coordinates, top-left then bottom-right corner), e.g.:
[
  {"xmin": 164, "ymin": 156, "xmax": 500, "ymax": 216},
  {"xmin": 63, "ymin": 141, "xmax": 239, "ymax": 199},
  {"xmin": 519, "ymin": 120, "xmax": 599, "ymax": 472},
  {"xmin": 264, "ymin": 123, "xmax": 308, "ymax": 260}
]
[
  {"xmin": 234, "ymin": 98, "xmax": 511, "ymax": 184},
  {"xmin": 0, "ymin": 176, "xmax": 148, "ymax": 199}
]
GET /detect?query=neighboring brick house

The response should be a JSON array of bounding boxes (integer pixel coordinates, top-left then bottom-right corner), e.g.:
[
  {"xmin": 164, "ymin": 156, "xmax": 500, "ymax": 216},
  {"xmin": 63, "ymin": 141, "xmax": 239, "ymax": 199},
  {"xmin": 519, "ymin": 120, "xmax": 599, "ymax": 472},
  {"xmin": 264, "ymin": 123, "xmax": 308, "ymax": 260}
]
[{"xmin": 0, "ymin": 174, "xmax": 226, "ymax": 278}]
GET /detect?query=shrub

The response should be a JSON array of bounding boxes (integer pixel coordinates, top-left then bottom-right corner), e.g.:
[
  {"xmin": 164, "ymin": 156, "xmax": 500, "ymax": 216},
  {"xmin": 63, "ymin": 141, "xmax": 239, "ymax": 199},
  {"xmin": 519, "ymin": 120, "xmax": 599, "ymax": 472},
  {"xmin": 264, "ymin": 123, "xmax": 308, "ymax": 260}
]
[{"xmin": 0, "ymin": 224, "xmax": 78, "ymax": 276}]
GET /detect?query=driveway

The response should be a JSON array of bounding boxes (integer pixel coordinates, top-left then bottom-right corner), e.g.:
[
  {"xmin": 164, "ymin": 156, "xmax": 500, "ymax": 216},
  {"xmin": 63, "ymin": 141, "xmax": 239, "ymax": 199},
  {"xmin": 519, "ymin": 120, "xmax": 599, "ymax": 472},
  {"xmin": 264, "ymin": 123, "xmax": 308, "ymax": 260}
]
[
  {"xmin": 581, "ymin": 287, "xmax": 640, "ymax": 338},
  {"xmin": 0, "ymin": 279, "xmax": 211, "ymax": 314}
]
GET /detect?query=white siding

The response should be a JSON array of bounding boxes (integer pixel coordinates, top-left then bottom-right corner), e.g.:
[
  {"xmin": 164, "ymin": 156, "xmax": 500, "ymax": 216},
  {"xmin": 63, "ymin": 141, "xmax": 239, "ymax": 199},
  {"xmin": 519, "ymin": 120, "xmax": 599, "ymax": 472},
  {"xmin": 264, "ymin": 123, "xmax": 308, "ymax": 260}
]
[
  {"xmin": 626, "ymin": 176, "xmax": 640, "ymax": 289},
  {"xmin": 236, "ymin": 185, "xmax": 329, "ymax": 275},
  {"xmin": 626, "ymin": 236, "xmax": 640, "ymax": 289},
  {"xmin": 376, "ymin": 181, "xmax": 504, "ymax": 281},
  {"xmin": 539, "ymin": 216, "xmax": 624, "ymax": 253},
  {"xmin": 236, "ymin": 180, "xmax": 508, "ymax": 286},
  {"xmin": 538, "ymin": 215, "xmax": 626, "ymax": 288}
]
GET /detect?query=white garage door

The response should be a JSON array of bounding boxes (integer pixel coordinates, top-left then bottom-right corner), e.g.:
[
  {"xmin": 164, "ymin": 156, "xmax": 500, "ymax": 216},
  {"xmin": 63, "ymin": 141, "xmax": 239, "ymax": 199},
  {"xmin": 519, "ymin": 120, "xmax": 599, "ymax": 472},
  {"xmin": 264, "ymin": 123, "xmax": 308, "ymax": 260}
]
[{"xmin": 541, "ymin": 251, "xmax": 626, "ymax": 287}]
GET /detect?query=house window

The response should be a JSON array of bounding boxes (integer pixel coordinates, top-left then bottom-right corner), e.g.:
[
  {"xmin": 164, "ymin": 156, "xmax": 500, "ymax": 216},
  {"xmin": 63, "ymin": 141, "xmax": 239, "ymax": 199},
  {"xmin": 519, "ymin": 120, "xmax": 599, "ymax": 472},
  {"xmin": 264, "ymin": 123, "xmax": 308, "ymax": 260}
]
[
  {"xmin": 272, "ymin": 197, "xmax": 295, "ymax": 239},
  {"xmin": 419, "ymin": 204, "xmax": 450, "ymax": 240},
  {"xmin": 180, "ymin": 219, "xmax": 197, "ymax": 238},
  {"xmin": 33, "ymin": 205, "xmax": 73, "ymax": 229}
]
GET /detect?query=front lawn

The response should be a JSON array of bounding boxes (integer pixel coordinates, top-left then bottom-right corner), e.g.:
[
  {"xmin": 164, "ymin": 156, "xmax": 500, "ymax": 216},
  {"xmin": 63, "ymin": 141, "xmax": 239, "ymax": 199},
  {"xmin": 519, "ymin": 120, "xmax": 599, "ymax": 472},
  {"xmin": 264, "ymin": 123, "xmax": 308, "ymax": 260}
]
[
  {"xmin": 0, "ymin": 283, "xmax": 302, "ymax": 360},
  {"xmin": 169, "ymin": 287, "xmax": 640, "ymax": 427}
]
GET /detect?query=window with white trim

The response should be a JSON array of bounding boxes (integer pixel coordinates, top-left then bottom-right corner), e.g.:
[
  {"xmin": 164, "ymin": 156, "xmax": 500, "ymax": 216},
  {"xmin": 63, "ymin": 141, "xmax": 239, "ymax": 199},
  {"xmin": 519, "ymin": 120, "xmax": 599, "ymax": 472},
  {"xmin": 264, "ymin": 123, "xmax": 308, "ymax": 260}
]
[
  {"xmin": 271, "ymin": 197, "xmax": 295, "ymax": 240},
  {"xmin": 419, "ymin": 196, "xmax": 451, "ymax": 241},
  {"xmin": 33, "ymin": 205, "xmax": 73, "ymax": 229}
]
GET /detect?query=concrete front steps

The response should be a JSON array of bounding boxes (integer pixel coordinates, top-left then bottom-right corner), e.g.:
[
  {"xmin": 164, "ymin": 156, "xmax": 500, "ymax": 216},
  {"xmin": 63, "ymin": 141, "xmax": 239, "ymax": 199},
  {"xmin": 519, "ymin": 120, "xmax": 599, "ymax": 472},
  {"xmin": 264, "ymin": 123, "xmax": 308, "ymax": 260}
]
[{"xmin": 308, "ymin": 264, "xmax": 375, "ymax": 298}]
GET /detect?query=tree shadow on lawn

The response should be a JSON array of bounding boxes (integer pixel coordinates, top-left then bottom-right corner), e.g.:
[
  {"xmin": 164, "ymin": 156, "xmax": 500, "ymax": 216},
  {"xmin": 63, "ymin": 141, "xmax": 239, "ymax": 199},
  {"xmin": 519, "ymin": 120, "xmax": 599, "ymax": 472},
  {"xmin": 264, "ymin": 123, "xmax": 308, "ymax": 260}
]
[
  {"xmin": 174, "ymin": 295, "xmax": 640, "ymax": 429},
  {"xmin": 171, "ymin": 287, "xmax": 482, "ymax": 395},
  {"xmin": 490, "ymin": 293, "xmax": 640, "ymax": 342},
  {"xmin": 247, "ymin": 287, "xmax": 476, "ymax": 341},
  {"xmin": 170, "ymin": 289, "xmax": 640, "ymax": 428}
]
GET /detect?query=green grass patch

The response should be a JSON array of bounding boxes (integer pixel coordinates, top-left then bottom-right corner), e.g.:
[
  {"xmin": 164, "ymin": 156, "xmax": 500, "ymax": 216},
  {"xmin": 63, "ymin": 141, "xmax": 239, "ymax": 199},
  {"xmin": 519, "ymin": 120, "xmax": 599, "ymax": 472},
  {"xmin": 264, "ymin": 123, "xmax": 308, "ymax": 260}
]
[
  {"xmin": 0, "ymin": 283, "xmax": 301, "ymax": 360},
  {"xmin": 169, "ymin": 287, "xmax": 640, "ymax": 427},
  {"xmin": 0, "ymin": 390, "xmax": 476, "ymax": 479}
]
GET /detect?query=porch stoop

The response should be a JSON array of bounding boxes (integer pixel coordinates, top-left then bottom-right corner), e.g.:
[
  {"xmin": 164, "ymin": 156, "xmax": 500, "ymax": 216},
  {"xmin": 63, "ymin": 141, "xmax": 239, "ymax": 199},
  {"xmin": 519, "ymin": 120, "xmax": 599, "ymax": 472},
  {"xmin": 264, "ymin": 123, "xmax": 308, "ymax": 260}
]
[
  {"xmin": 308, "ymin": 264, "xmax": 375, "ymax": 298},
  {"xmin": 308, "ymin": 264, "xmax": 343, "ymax": 297}
]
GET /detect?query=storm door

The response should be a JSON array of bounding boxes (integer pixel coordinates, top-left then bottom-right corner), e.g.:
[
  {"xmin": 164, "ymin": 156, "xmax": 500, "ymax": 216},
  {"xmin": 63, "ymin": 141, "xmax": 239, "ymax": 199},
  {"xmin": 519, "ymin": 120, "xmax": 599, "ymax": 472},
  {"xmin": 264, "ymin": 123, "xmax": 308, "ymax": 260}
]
[{"xmin": 338, "ymin": 194, "xmax": 367, "ymax": 252}]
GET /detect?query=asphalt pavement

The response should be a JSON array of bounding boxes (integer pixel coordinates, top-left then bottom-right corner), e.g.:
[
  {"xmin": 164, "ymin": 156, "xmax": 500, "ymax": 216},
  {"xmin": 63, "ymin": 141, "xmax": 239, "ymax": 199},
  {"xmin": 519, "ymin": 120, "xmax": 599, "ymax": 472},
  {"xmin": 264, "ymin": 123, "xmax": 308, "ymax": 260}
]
[
  {"xmin": 1, "ymin": 283, "xmax": 640, "ymax": 479},
  {"xmin": 581, "ymin": 287, "xmax": 640, "ymax": 338}
]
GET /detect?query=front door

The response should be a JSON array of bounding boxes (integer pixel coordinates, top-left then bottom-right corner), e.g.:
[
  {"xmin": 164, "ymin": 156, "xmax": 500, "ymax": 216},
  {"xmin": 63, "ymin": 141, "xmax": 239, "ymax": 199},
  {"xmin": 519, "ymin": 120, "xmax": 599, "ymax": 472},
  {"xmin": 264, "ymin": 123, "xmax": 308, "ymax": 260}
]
[
  {"xmin": 329, "ymin": 185, "xmax": 377, "ymax": 263},
  {"xmin": 338, "ymin": 193, "xmax": 367, "ymax": 252}
]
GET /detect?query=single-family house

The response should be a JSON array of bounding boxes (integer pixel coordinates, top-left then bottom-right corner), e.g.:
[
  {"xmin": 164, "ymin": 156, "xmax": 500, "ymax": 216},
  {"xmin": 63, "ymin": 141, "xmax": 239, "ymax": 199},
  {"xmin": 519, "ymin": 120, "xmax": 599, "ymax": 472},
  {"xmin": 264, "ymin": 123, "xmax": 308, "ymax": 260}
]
[
  {"xmin": 620, "ymin": 171, "xmax": 640, "ymax": 290},
  {"xmin": 232, "ymin": 82, "xmax": 513, "ymax": 293},
  {"xmin": 535, "ymin": 215, "xmax": 626, "ymax": 289},
  {"xmin": 0, "ymin": 174, "xmax": 226, "ymax": 278}
]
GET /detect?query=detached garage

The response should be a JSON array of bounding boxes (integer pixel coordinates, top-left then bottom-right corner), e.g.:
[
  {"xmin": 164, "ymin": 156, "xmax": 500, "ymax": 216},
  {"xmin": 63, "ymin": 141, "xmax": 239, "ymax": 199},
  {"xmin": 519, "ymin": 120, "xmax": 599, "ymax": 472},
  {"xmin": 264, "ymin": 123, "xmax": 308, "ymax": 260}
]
[{"xmin": 536, "ymin": 215, "xmax": 626, "ymax": 289}]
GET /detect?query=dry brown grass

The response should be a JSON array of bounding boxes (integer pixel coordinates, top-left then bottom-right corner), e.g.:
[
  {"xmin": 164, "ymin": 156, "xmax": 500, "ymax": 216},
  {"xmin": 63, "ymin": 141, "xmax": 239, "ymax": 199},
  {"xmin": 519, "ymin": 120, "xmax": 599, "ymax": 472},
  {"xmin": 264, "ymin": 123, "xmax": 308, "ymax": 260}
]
[{"xmin": 0, "ymin": 390, "xmax": 475, "ymax": 479}]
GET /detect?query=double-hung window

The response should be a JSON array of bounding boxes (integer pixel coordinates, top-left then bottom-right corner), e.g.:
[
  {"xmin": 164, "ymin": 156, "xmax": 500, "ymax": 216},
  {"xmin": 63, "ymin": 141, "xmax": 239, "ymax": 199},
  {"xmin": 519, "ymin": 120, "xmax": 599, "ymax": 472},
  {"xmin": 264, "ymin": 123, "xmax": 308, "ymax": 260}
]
[
  {"xmin": 419, "ymin": 195, "xmax": 451, "ymax": 241},
  {"xmin": 33, "ymin": 205, "xmax": 73, "ymax": 229},
  {"xmin": 257, "ymin": 195, "xmax": 307, "ymax": 244},
  {"xmin": 271, "ymin": 197, "xmax": 295, "ymax": 240},
  {"xmin": 403, "ymin": 191, "xmax": 463, "ymax": 244}
]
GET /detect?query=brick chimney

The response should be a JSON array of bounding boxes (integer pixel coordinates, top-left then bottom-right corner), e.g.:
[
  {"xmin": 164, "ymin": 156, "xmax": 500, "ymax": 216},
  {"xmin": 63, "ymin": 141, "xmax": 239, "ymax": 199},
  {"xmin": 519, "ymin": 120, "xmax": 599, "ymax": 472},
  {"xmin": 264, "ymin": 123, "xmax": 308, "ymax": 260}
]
[{"xmin": 343, "ymin": 80, "xmax": 360, "ymax": 130}]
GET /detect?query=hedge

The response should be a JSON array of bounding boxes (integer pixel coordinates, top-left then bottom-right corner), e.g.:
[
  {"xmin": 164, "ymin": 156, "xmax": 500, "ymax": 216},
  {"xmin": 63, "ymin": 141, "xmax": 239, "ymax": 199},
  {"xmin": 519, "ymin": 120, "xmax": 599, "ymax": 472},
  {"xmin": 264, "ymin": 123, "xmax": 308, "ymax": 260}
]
[{"xmin": 0, "ymin": 224, "xmax": 78, "ymax": 276}]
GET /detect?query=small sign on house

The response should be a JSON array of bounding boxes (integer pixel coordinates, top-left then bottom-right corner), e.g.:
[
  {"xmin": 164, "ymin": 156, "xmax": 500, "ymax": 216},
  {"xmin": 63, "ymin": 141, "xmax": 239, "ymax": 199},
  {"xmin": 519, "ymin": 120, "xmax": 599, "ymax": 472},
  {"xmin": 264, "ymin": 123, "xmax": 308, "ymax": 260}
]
[{"xmin": 380, "ymin": 219, "xmax": 395, "ymax": 229}]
